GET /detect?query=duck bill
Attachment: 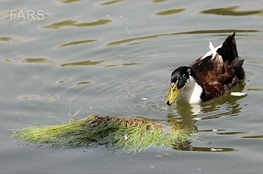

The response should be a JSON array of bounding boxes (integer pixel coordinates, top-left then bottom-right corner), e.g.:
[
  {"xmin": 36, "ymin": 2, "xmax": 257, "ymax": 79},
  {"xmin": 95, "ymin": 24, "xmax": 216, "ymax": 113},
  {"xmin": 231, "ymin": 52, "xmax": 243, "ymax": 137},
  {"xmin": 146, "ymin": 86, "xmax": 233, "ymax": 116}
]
[{"xmin": 166, "ymin": 86, "xmax": 181, "ymax": 105}]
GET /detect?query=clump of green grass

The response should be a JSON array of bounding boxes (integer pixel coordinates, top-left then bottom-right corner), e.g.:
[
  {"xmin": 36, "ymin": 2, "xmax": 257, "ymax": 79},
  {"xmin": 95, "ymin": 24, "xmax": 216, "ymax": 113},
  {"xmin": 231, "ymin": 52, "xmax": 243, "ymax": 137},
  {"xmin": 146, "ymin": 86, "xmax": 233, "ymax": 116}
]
[{"xmin": 14, "ymin": 114, "xmax": 192, "ymax": 152}]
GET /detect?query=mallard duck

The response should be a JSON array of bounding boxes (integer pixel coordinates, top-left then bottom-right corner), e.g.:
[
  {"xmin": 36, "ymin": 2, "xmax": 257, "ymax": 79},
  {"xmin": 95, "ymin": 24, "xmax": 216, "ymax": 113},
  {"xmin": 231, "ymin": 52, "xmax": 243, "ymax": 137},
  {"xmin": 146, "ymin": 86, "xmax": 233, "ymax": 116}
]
[{"xmin": 166, "ymin": 33, "xmax": 245, "ymax": 105}]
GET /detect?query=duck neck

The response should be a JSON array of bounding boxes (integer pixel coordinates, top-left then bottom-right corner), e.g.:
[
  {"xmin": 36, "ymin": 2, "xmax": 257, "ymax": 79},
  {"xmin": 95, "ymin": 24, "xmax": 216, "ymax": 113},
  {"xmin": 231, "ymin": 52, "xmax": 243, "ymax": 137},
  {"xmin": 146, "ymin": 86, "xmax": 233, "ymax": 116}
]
[{"xmin": 177, "ymin": 78, "xmax": 203, "ymax": 103}]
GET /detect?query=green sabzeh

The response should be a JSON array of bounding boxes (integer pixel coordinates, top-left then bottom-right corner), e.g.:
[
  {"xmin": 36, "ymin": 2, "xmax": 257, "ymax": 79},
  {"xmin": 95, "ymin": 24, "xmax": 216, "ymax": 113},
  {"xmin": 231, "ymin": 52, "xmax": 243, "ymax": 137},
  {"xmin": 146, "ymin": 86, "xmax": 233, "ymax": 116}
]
[{"xmin": 14, "ymin": 114, "xmax": 194, "ymax": 152}]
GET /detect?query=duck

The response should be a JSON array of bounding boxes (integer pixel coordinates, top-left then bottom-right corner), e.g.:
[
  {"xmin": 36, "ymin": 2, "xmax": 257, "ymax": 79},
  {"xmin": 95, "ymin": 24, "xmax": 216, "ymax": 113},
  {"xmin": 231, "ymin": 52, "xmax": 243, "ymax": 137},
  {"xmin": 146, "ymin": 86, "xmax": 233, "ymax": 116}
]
[{"xmin": 166, "ymin": 32, "xmax": 245, "ymax": 105}]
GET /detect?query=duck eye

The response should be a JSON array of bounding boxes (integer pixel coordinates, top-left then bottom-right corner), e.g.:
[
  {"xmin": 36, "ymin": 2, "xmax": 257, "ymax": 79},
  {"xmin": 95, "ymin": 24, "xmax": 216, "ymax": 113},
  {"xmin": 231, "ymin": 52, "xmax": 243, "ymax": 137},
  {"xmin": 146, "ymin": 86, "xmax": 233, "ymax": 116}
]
[
  {"xmin": 181, "ymin": 74, "xmax": 189, "ymax": 81},
  {"xmin": 178, "ymin": 76, "xmax": 184, "ymax": 82}
]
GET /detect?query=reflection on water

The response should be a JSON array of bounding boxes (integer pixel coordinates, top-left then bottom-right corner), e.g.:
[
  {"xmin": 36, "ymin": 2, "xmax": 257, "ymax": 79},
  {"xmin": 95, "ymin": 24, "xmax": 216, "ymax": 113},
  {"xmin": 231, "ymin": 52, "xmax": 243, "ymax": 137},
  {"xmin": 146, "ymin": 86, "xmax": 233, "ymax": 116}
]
[
  {"xmin": 167, "ymin": 83, "xmax": 247, "ymax": 152},
  {"xmin": 17, "ymin": 95, "xmax": 59, "ymax": 101},
  {"xmin": 74, "ymin": 81, "xmax": 91, "ymax": 86},
  {"xmin": 1, "ymin": 0, "xmax": 263, "ymax": 173},
  {"xmin": 152, "ymin": 0, "xmax": 166, "ymax": 3},
  {"xmin": 107, "ymin": 29, "xmax": 260, "ymax": 46},
  {"xmin": 217, "ymin": 131, "xmax": 248, "ymax": 135},
  {"xmin": 60, "ymin": 59, "xmax": 104, "ymax": 67},
  {"xmin": 247, "ymin": 88, "xmax": 263, "ymax": 92},
  {"xmin": 22, "ymin": 57, "xmax": 53, "ymax": 64},
  {"xmin": 203, "ymin": 89, "xmax": 246, "ymax": 119},
  {"xmin": 201, "ymin": 6, "xmax": 263, "ymax": 16},
  {"xmin": 167, "ymin": 103, "xmax": 198, "ymax": 133},
  {"xmin": 0, "ymin": 36, "xmax": 22, "ymax": 42},
  {"xmin": 156, "ymin": 8, "xmax": 185, "ymax": 16},
  {"xmin": 45, "ymin": 19, "xmax": 111, "ymax": 29},
  {"xmin": 174, "ymin": 144, "xmax": 237, "ymax": 152},
  {"xmin": 58, "ymin": 0, "xmax": 81, "ymax": 4},
  {"xmin": 100, "ymin": 0, "xmax": 123, "ymax": 6},
  {"xmin": 242, "ymin": 135, "xmax": 263, "ymax": 138},
  {"xmin": 59, "ymin": 39, "xmax": 97, "ymax": 47},
  {"xmin": 2, "ymin": 57, "xmax": 55, "ymax": 64},
  {"xmin": 0, "ymin": 36, "xmax": 13, "ymax": 42}
]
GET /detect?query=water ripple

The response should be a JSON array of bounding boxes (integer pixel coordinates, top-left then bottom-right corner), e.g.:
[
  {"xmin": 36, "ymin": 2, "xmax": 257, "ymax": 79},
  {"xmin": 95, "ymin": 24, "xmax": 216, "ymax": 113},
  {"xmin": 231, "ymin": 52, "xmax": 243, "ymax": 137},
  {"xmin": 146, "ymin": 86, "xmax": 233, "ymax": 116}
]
[
  {"xmin": 100, "ymin": 0, "xmax": 123, "ymax": 6},
  {"xmin": 59, "ymin": 39, "xmax": 97, "ymax": 47},
  {"xmin": 45, "ymin": 19, "xmax": 111, "ymax": 29},
  {"xmin": 156, "ymin": 8, "xmax": 185, "ymax": 16},
  {"xmin": 22, "ymin": 57, "xmax": 54, "ymax": 64},
  {"xmin": 242, "ymin": 135, "xmax": 263, "ymax": 139},
  {"xmin": 201, "ymin": 6, "xmax": 263, "ymax": 16},
  {"xmin": 60, "ymin": 59, "xmax": 105, "ymax": 67},
  {"xmin": 107, "ymin": 29, "xmax": 260, "ymax": 46},
  {"xmin": 58, "ymin": 0, "xmax": 81, "ymax": 4},
  {"xmin": 174, "ymin": 144, "xmax": 238, "ymax": 152}
]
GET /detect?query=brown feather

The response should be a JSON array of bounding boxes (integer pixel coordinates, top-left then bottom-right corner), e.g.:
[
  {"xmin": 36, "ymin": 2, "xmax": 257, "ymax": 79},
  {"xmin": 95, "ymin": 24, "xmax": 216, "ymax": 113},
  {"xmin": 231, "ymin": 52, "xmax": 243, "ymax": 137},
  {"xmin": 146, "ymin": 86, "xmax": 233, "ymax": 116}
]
[{"xmin": 189, "ymin": 33, "xmax": 244, "ymax": 101}]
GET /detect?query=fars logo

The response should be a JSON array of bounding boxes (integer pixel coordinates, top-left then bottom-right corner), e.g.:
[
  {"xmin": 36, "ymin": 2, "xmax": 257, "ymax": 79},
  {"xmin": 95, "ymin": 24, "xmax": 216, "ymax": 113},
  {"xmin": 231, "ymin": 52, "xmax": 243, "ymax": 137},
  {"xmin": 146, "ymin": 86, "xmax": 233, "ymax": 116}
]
[{"xmin": 9, "ymin": 9, "xmax": 45, "ymax": 28}]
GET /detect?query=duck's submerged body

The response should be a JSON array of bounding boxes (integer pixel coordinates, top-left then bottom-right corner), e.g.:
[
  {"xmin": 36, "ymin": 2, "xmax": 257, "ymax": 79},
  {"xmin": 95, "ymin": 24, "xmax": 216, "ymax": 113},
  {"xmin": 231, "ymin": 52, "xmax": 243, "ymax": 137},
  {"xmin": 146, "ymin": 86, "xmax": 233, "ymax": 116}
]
[{"xmin": 166, "ymin": 33, "xmax": 245, "ymax": 105}]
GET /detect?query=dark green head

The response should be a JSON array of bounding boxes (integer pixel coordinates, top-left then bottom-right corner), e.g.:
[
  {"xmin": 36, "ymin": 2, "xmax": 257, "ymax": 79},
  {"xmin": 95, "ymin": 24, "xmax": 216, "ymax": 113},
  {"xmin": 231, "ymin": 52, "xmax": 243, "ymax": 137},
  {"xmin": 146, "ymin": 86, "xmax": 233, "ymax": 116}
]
[
  {"xmin": 166, "ymin": 66, "xmax": 195, "ymax": 105},
  {"xmin": 171, "ymin": 66, "xmax": 195, "ymax": 89}
]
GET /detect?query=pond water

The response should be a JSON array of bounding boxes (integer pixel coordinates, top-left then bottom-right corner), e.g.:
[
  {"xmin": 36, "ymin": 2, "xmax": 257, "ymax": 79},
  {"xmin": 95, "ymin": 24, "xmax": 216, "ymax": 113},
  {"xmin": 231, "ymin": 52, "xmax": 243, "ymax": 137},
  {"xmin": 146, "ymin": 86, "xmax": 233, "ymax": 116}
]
[{"xmin": 1, "ymin": 0, "xmax": 263, "ymax": 173}]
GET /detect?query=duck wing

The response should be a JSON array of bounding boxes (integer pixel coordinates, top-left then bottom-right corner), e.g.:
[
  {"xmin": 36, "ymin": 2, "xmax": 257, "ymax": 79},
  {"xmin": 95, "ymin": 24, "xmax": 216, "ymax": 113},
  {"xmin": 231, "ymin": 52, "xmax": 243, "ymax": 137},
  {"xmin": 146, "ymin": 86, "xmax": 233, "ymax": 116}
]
[{"xmin": 189, "ymin": 33, "xmax": 245, "ymax": 101}]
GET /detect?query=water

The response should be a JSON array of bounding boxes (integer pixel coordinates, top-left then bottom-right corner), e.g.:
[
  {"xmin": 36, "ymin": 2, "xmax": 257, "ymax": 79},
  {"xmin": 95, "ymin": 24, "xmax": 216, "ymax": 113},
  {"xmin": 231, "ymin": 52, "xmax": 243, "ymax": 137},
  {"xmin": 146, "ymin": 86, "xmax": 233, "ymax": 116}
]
[{"xmin": 1, "ymin": 0, "xmax": 263, "ymax": 173}]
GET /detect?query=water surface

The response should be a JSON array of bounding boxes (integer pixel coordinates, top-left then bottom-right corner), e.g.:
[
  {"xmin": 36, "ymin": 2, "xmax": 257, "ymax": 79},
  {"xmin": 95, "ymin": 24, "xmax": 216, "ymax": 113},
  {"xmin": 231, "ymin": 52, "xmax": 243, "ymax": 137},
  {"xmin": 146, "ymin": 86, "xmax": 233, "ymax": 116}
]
[{"xmin": 1, "ymin": 0, "xmax": 263, "ymax": 173}]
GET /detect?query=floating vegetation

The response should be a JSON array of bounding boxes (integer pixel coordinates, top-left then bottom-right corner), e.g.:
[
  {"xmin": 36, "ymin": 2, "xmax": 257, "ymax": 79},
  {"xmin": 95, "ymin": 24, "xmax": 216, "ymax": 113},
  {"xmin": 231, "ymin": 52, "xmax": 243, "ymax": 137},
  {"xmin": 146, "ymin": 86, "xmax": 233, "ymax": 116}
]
[{"xmin": 14, "ymin": 114, "xmax": 193, "ymax": 152}]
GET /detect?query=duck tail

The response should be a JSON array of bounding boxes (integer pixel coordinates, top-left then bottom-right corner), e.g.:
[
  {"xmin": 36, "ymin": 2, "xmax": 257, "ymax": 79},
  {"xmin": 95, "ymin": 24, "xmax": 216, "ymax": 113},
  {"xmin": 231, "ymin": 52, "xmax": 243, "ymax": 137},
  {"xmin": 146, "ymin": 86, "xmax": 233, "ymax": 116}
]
[
  {"xmin": 234, "ymin": 59, "xmax": 245, "ymax": 80},
  {"xmin": 217, "ymin": 32, "xmax": 238, "ymax": 63}
]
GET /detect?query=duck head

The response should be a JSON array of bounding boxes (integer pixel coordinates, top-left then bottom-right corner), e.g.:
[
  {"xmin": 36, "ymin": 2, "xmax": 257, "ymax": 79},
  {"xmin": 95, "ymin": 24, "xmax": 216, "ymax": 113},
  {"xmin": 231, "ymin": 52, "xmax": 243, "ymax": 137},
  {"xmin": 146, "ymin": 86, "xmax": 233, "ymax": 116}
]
[{"xmin": 166, "ymin": 66, "xmax": 196, "ymax": 105}]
